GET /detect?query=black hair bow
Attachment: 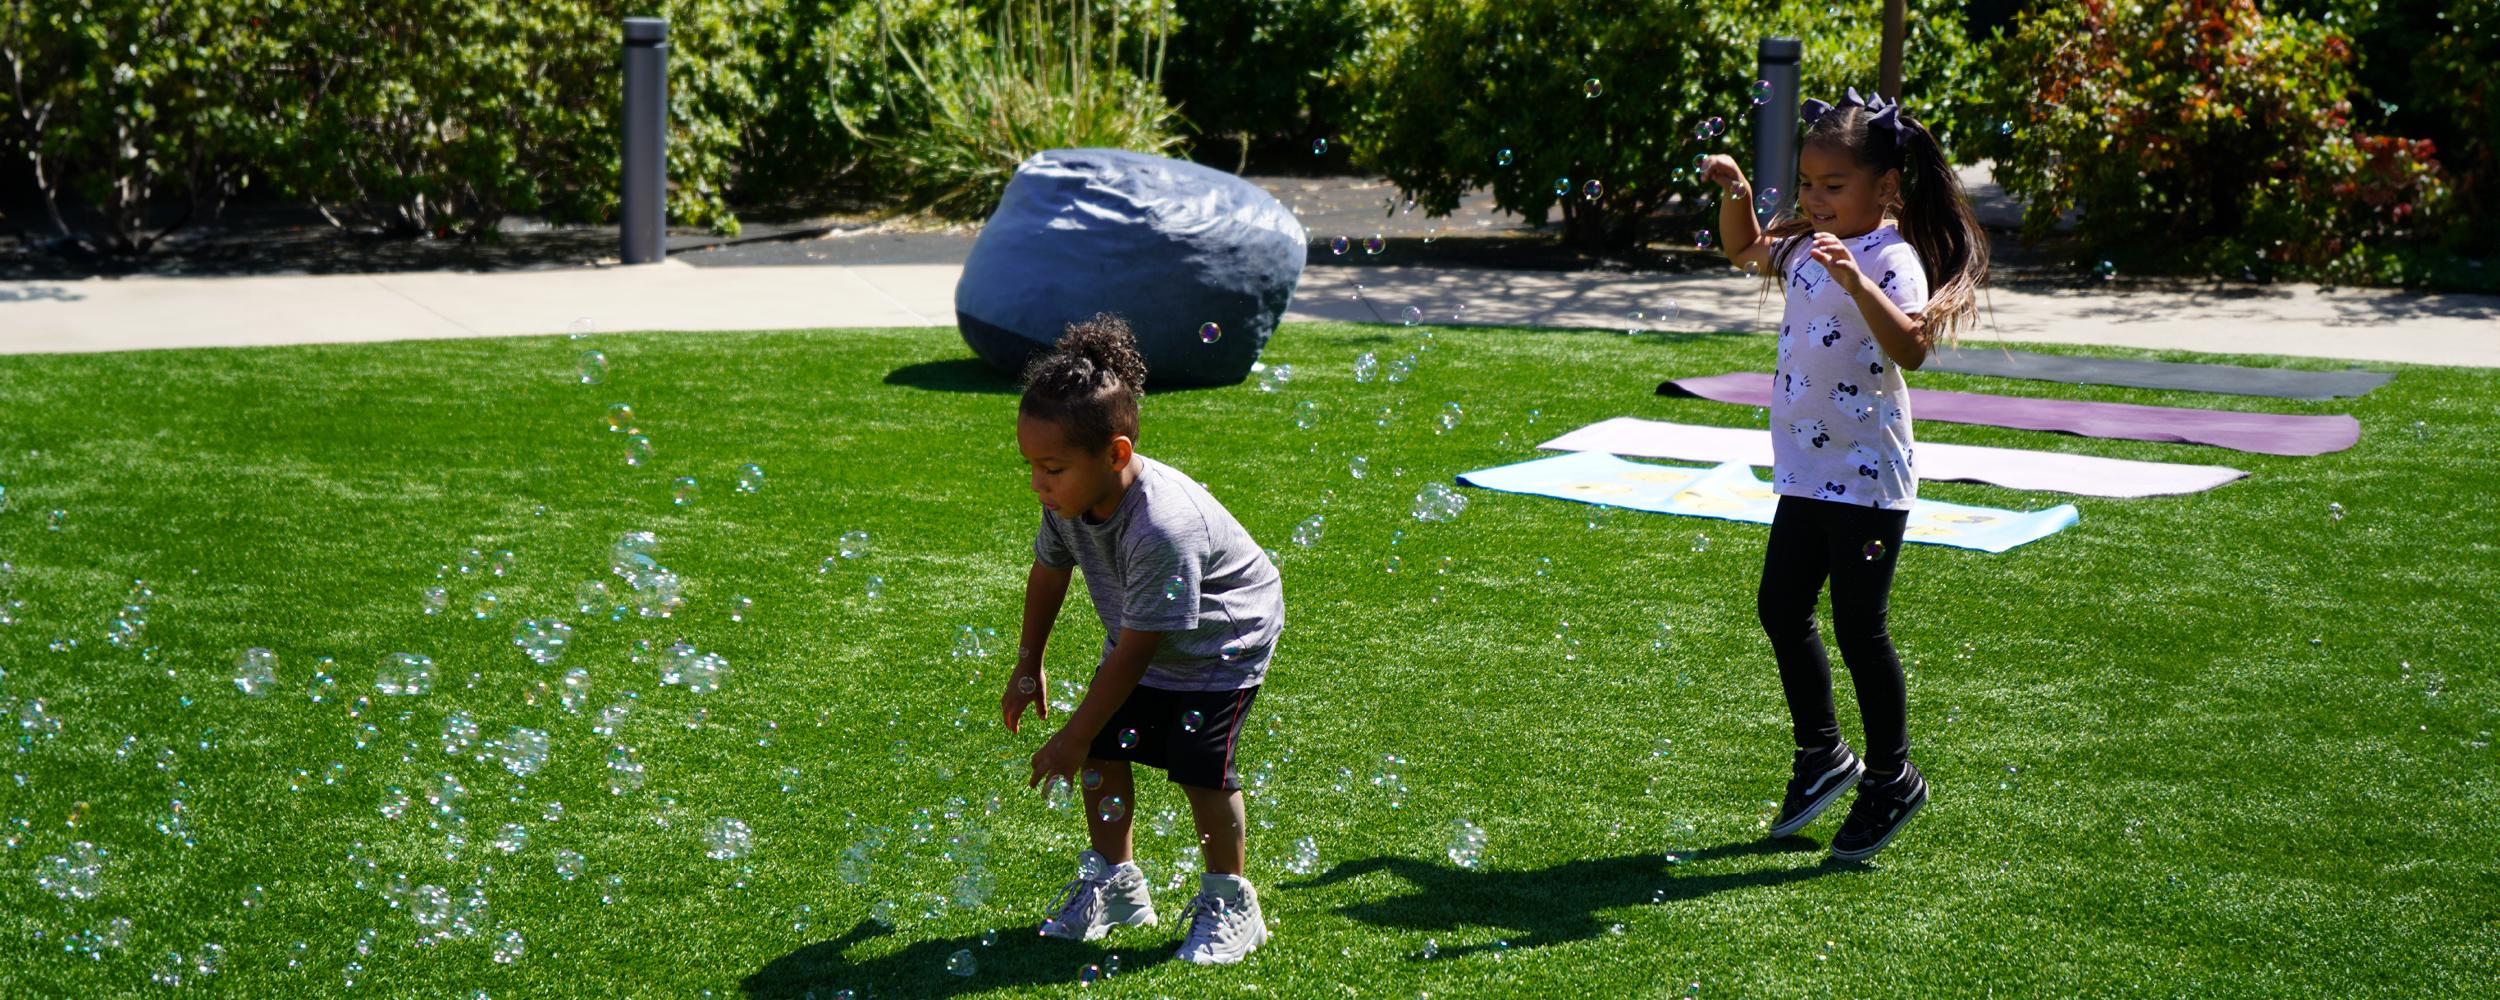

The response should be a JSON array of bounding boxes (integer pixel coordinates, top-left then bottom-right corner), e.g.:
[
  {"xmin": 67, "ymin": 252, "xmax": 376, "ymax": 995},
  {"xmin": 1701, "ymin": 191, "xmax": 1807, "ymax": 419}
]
[{"xmin": 1801, "ymin": 87, "xmax": 1909, "ymax": 164}]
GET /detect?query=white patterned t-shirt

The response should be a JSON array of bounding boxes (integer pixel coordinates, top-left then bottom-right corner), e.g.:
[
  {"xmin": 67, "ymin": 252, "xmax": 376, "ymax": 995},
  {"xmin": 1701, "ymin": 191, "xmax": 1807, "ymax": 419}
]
[{"xmin": 1769, "ymin": 223, "xmax": 1930, "ymax": 511}]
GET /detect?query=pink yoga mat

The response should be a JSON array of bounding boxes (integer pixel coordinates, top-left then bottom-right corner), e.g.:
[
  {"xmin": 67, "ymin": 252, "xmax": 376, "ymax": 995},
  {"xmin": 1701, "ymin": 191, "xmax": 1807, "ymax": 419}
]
[
  {"xmin": 1659, "ymin": 372, "xmax": 2359, "ymax": 457},
  {"xmin": 1538, "ymin": 418, "xmax": 2247, "ymax": 498}
]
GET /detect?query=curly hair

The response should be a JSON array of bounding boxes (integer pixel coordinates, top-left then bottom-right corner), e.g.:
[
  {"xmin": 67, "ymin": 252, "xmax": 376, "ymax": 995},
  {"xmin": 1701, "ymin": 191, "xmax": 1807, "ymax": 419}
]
[{"xmin": 1018, "ymin": 313, "xmax": 1148, "ymax": 451}]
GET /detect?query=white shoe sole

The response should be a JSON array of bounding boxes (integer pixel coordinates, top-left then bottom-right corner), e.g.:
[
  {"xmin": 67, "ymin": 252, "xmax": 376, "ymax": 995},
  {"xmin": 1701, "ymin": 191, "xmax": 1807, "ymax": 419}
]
[
  {"xmin": 1769, "ymin": 756, "xmax": 1864, "ymax": 838},
  {"xmin": 1178, "ymin": 922, "xmax": 1269, "ymax": 965},
  {"xmin": 1039, "ymin": 895, "xmax": 1157, "ymax": 941}
]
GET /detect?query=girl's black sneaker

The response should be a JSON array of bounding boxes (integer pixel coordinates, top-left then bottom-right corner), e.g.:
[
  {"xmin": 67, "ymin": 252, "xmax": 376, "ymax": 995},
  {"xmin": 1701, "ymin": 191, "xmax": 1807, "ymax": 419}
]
[
  {"xmin": 1768, "ymin": 742, "xmax": 1865, "ymax": 838},
  {"xmin": 1830, "ymin": 762, "xmax": 1929, "ymax": 862}
]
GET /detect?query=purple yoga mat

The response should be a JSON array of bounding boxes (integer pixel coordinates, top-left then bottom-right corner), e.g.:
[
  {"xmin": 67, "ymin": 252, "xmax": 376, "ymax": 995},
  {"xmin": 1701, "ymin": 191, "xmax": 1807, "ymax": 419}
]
[{"xmin": 1659, "ymin": 372, "xmax": 2359, "ymax": 457}]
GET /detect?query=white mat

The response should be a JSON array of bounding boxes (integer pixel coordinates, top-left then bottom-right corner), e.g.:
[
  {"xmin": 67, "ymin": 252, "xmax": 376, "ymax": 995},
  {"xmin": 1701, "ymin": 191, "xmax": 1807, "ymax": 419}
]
[{"xmin": 1537, "ymin": 417, "xmax": 2246, "ymax": 498}]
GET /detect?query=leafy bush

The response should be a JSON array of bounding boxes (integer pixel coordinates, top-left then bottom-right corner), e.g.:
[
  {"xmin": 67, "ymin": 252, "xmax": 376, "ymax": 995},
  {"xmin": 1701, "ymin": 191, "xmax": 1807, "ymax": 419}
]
[
  {"xmin": 260, "ymin": 0, "xmax": 763, "ymax": 239},
  {"xmin": 841, "ymin": 0, "xmax": 1184, "ymax": 220},
  {"xmin": 1976, "ymin": 0, "xmax": 2463, "ymax": 286},
  {"xmin": 1159, "ymin": 0, "xmax": 1384, "ymax": 168},
  {"xmin": 0, "ymin": 0, "xmax": 284, "ymax": 253},
  {"xmin": 1337, "ymin": 0, "xmax": 1986, "ymax": 250}
]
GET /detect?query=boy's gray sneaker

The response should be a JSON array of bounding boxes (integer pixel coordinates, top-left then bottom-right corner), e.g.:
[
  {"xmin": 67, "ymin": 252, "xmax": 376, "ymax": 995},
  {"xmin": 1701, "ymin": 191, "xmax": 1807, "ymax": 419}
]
[
  {"xmin": 1038, "ymin": 850, "xmax": 1157, "ymax": 941},
  {"xmin": 1174, "ymin": 874, "xmax": 1268, "ymax": 965}
]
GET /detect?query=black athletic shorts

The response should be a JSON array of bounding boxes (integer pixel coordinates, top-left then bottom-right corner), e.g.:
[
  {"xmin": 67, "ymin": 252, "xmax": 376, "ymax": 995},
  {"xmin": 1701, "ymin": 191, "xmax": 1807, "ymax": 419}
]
[{"xmin": 1084, "ymin": 684, "xmax": 1260, "ymax": 791}]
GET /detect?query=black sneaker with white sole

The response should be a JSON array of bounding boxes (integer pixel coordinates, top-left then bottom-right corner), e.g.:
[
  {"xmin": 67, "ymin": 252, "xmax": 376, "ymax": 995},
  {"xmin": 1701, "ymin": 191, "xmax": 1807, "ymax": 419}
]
[
  {"xmin": 1768, "ymin": 742, "xmax": 1865, "ymax": 838},
  {"xmin": 1830, "ymin": 762, "xmax": 1929, "ymax": 862}
]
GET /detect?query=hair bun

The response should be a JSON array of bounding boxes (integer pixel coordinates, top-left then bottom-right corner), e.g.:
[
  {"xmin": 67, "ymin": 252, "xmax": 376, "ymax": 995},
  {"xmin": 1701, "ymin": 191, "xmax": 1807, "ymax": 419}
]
[{"xmin": 1049, "ymin": 313, "xmax": 1149, "ymax": 395}]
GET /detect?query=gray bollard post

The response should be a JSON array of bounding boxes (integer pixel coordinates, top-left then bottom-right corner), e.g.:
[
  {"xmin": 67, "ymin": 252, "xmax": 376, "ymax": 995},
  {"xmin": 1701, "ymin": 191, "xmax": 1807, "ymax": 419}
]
[
  {"xmin": 621, "ymin": 17, "xmax": 669, "ymax": 265},
  {"xmin": 1753, "ymin": 37, "xmax": 1802, "ymax": 219}
]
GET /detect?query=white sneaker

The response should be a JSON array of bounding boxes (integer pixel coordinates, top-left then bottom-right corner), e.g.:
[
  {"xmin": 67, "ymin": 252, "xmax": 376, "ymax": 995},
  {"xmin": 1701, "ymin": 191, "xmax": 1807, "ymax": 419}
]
[
  {"xmin": 1037, "ymin": 850, "xmax": 1156, "ymax": 941},
  {"xmin": 1174, "ymin": 874, "xmax": 1268, "ymax": 965}
]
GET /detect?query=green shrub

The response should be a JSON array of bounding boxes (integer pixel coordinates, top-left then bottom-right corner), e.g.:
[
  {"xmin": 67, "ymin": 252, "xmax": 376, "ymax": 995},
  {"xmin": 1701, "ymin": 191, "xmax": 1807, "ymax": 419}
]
[
  {"xmin": 1338, "ymin": 0, "xmax": 1986, "ymax": 250},
  {"xmin": 1977, "ymin": 0, "xmax": 2464, "ymax": 286},
  {"xmin": 1159, "ymin": 0, "xmax": 1385, "ymax": 168},
  {"xmin": 842, "ymin": 0, "xmax": 1184, "ymax": 220},
  {"xmin": 259, "ymin": 0, "xmax": 764, "ymax": 240},
  {"xmin": 0, "ymin": 0, "xmax": 284, "ymax": 254}
]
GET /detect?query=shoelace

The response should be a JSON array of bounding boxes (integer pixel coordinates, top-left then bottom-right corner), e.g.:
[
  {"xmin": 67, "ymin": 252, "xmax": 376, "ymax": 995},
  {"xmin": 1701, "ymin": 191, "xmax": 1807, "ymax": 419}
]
[
  {"xmin": 1177, "ymin": 893, "xmax": 1238, "ymax": 950},
  {"xmin": 1044, "ymin": 876, "xmax": 1106, "ymax": 930}
]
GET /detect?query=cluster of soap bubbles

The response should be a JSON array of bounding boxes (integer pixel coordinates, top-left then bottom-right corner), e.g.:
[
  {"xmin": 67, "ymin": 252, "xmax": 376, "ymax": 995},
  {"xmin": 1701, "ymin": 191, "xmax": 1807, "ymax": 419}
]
[{"xmin": 1411, "ymin": 482, "xmax": 1469, "ymax": 523}]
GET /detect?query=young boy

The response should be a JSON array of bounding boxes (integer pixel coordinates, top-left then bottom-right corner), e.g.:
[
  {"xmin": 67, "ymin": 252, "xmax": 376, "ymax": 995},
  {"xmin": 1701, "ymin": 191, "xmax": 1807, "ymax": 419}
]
[{"xmin": 1000, "ymin": 314, "xmax": 1283, "ymax": 965}]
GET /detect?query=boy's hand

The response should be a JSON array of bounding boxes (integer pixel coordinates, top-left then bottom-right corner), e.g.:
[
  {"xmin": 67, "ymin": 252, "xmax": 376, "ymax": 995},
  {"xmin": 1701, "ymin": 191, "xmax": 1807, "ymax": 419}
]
[
  {"xmin": 1807, "ymin": 232, "xmax": 1868, "ymax": 293},
  {"xmin": 1699, "ymin": 154, "xmax": 1750, "ymax": 194},
  {"xmin": 1027, "ymin": 726, "xmax": 1087, "ymax": 790},
  {"xmin": 1001, "ymin": 663, "xmax": 1049, "ymax": 733}
]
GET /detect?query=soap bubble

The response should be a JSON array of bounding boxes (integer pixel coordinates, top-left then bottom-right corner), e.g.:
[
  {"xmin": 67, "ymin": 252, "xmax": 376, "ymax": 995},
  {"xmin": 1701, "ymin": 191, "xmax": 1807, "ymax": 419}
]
[
  {"xmin": 1447, "ymin": 818, "xmax": 1486, "ymax": 868},
  {"xmin": 1437, "ymin": 402, "xmax": 1464, "ymax": 434},
  {"xmin": 1495, "ymin": 148, "xmax": 1515, "ymax": 167},
  {"xmin": 705, "ymin": 817, "xmax": 753, "ymax": 860},
  {"xmin": 1097, "ymin": 797, "xmax": 1128, "ymax": 823},
  {"xmin": 1693, "ymin": 229, "xmax": 1715, "ymax": 249},
  {"xmin": 512, "ymin": 618, "xmax": 573, "ymax": 665},
  {"xmin": 1755, "ymin": 187, "xmax": 1783, "ymax": 217},
  {"xmin": 1691, "ymin": 533, "xmax": 1711, "ymax": 553},
  {"xmin": 839, "ymin": 530, "xmax": 873, "ymax": 559},
  {"xmin": 1349, "ymin": 455, "xmax": 1369, "ymax": 480},
  {"xmin": 947, "ymin": 948, "xmax": 978, "ymax": 976},
  {"xmin": 625, "ymin": 434, "xmax": 653, "ymax": 467},
  {"xmin": 1220, "ymin": 639, "xmax": 1248, "ymax": 663},
  {"xmin": 1552, "ymin": 176, "xmax": 1571, "ymax": 197},
  {"xmin": 1353, "ymin": 352, "xmax": 1379, "ymax": 383},
  {"xmin": 422, "ymin": 586, "xmax": 449, "ymax": 616},
  {"xmin": 1411, "ymin": 482, "xmax": 1469, "ymax": 523},
  {"xmin": 1291, "ymin": 514, "xmax": 1326, "ymax": 547},
  {"xmin": 1749, "ymin": 80, "xmax": 1773, "ymax": 105},
  {"xmin": 2327, "ymin": 502, "xmax": 2345, "ymax": 522},
  {"xmin": 553, "ymin": 849, "xmax": 584, "ymax": 881},
  {"xmin": 1329, "ymin": 235, "xmax": 1350, "ymax": 255},
  {"xmin": 864, "ymin": 575, "xmax": 886, "ymax": 601},
  {"xmin": 1401, "ymin": 305, "xmax": 1423, "ymax": 327},
  {"xmin": 1583, "ymin": 77, "xmax": 1602, "ymax": 99},
  {"xmin": 1692, "ymin": 116, "xmax": 1727, "ymax": 141},
  {"xmin": 1357, "ymin": 233, "xmax": 1384, "ymax": 256},
  {"xmin": 1287, "ymin": 835, "xmax": 1320, "ymax": 875},
  {"xmin": 1293, "ymin": 400, "xmax": 1318, "ymax": 429},
  {"xmin": 1117, "ymin": 728, "xmax": 1139, "ymax": 749},
  {"xmin": 606, "ymin": 403, "xmax": 636, "ymax": 433},
  {"xmin": 1180, "ymin": 711, "xmax": 1205, "ymax": 733},
  {"xmin": 735, "ymin": 463, "xmax": 764, "ymax": 493},
  {"xmin": 671, "ymin": 477, "xmax": 699, "ymax": 506},
  {"xmin": 2093, "ymin": 260, "xmax": 2118, "ymax": 281},
  {"xmin": 376, "ymin": 653, "xmax": 435, "ymax": 696},
  {"xmin": 1311, "ymin": 137, "xmax": 1328, "ymax": 155},
  {"xmin": 37, "ymin": 841, "xmax": 104, "ymax": 900},
  {"xmin": 577, "ymin": 350, "xmax": 607, "ymax": 384},
  {"xmin": 492, "ymin": 823, "xmax": 529, "ymax": 854},
  {"xmin": 501, "ymin": 727, "xmax": 550, "ymax": 777},
  {"xmin": 471, "ymin": 592, "xmax": 499, "ymax": 619},
  {"xmin": 1997, "ymin": 120, "xmax": 2014, "ymax": 137},
  {"xmin": 1862, "ymin": 539, "xmax": 1886, "ymax": 562},
  {"xmin": 233, "ymin": 648, "xmax": 277, "ymax": 697},
  {"xmin": 1582, "ymin": 179, "xmax": 1603, "ymax": 201}
]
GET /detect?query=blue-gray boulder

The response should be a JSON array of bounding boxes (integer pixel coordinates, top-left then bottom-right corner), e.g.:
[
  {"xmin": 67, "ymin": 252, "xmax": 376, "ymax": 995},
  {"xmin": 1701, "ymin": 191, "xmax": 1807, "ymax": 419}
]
[{"xmin": 954, "ymin": 148, "xmax": 1307, "ymax": 388}]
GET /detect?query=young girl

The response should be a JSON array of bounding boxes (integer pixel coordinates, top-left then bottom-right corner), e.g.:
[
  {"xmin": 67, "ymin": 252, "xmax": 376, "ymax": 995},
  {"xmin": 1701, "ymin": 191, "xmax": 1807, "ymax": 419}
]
[
  {"xmin": 1000, "ymin": 315, "xmax": 1283, "ymax": 964},
  {"xmin": 1700, "ymin": 87, "xmax": 1987, "ymax": 861}
]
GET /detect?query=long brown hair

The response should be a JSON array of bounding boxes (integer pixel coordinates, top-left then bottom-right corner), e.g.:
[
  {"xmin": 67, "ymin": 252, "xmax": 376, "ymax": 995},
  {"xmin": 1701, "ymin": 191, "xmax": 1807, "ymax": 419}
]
[{"xmin": 1761, "ymin": 103, "xmax": 1988, "ymax": 345}]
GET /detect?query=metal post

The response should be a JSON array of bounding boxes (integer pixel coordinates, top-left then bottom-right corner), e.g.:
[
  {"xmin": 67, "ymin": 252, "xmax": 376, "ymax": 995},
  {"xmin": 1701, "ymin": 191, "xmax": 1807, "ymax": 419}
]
[
  {"xmin": 1754, "ymin": 38, "xmax": 1802, "ymax": 218},
  {"xmin": 621, "ymin": 17, "xmax": 668, "ymax": 265},
  {"xmin": 1879, "ymin": 0, "xmax": 1906, "ymax": 101}
]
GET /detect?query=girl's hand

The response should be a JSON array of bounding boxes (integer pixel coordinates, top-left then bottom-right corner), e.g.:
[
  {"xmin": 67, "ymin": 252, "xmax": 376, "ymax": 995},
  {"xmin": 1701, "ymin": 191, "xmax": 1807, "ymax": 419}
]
[
  {"xmin": 1002, "ymin": 663, "xmax": 1049, "ymax": 733},
  {"xmin": 1027, "ymin": 726, "xmax": 1087, "ymax": 790},
  {"xmin": 1807, "ymin": 232, "xmax": 1868, "ymax": 294},
  {"xmin": 1698, "ymin": 154, "xmax": 1750, "ymax": 194}
]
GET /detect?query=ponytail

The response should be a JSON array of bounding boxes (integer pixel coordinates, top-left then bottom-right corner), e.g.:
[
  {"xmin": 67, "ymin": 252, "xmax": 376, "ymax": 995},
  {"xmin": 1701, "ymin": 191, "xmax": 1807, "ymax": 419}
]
[
  {"xmin": 1758, "ymin": 96, "xmax": 1990, "ymax": 346},
  {"xmin": 1019, "ymin": 313, "xmax": 1147, "ymax": 451}
]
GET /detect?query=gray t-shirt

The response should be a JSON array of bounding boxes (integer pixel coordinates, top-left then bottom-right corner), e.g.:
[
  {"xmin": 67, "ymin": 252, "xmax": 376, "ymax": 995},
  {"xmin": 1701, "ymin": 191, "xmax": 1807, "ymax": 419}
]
[{"xmin": 1032, "ymin": 454, "xmax": 1282, "ymax": 692}]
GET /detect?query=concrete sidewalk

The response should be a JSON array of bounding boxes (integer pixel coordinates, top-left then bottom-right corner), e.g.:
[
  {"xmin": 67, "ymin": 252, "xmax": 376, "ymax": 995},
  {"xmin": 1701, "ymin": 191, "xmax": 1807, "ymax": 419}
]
[{"xmin": 4, "ymin": 257, "xmax": 2496, "ymax": 368}]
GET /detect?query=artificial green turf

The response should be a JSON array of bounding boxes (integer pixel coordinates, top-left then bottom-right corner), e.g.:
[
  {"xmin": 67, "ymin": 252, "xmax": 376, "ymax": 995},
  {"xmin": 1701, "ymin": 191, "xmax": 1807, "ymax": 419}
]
[{"xmin": 0, "ymin": 321, "xmax": 2492, "ymax": 998}]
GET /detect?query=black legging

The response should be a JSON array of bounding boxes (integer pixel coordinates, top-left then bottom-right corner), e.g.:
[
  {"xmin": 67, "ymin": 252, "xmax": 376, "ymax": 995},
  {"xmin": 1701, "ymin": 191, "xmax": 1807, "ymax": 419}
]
[{"xmin": 1756, "ymin": 494, "xmax": 1912, "ymax": 775}]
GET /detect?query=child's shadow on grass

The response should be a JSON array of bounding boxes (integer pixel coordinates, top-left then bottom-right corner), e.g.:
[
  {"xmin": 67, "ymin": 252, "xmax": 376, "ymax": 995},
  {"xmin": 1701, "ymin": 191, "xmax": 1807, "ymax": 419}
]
[
  {"xmin": 741, "ymin": 920, "xmax": 1171, "ymax": 999},
  {"xmin": 1288, "ymin": 837, "xmax": 1846, "ymax": 959}
]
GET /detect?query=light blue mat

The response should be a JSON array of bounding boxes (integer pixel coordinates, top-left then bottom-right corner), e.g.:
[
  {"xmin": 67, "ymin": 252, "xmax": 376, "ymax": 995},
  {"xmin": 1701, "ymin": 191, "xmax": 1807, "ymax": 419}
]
[{"xmin": 1456, "ymin": 451, "xmax": 2080, "ymax": 554}]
